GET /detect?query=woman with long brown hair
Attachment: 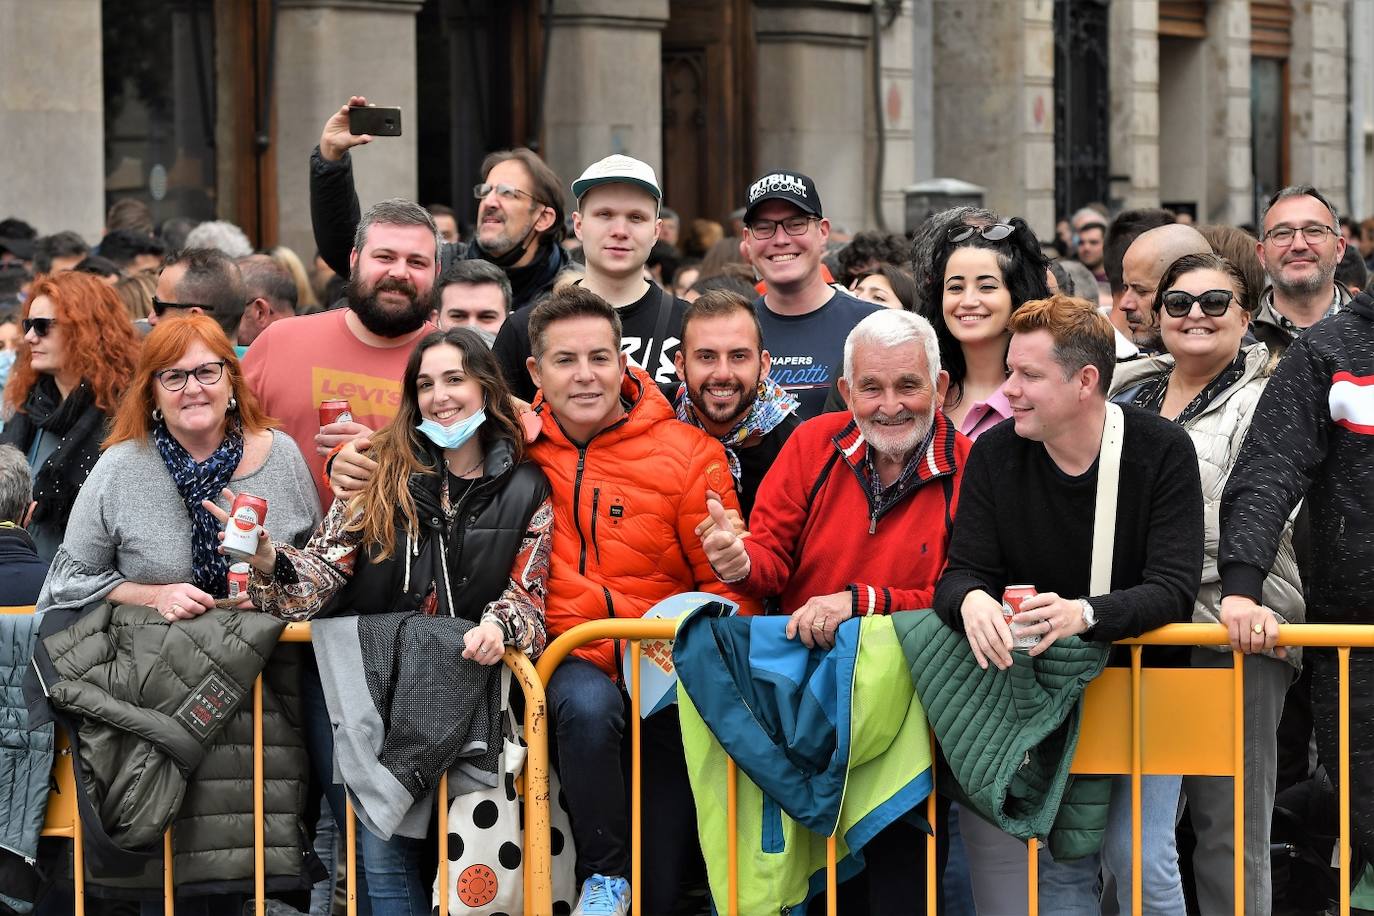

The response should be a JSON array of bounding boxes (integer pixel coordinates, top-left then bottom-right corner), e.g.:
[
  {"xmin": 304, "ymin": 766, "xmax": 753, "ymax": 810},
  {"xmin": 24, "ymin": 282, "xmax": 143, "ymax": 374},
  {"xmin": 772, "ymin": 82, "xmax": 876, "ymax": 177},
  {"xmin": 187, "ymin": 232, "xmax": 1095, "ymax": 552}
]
[
  {"xmin": 0, "ymin": 270, "xmax": 140, "ymax": 558},
  {"xmin": 226, "ymin": 326, "xmax": 553, "ymax": 916}
]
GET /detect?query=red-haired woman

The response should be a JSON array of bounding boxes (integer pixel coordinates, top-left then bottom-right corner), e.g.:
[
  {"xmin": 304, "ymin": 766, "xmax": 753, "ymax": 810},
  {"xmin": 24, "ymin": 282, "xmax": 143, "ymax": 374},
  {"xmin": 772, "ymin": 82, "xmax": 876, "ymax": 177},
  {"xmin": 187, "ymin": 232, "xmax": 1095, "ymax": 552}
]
[
  {"xmin": 0, "ymin": 271, "xmax": 140, "ymax": 559},
  {"xmin": 37, "ymin": 314, "xmax": 322, "ymax": 910}
]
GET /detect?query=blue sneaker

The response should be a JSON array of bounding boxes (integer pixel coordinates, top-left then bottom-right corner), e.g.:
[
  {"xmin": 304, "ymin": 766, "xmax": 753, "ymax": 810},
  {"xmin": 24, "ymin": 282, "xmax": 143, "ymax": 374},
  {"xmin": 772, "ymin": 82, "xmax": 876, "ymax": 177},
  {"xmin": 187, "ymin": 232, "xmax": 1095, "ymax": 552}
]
[{"xmin": 572, "ymin": 874, "xmax": 631, "ymax": 916}]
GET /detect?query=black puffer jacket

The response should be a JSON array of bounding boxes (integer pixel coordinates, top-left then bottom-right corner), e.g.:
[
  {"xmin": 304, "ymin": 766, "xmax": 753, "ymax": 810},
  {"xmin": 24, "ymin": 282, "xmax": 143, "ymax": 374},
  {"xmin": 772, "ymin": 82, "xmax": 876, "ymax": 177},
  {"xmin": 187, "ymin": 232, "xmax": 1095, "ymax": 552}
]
[
  {"xmin": 325, "ymin": 437, "xmax": 550, "ymax": 623},
  {"xmin": 29, "ymin": 603, "xmax": 318, "ymax": 896}
]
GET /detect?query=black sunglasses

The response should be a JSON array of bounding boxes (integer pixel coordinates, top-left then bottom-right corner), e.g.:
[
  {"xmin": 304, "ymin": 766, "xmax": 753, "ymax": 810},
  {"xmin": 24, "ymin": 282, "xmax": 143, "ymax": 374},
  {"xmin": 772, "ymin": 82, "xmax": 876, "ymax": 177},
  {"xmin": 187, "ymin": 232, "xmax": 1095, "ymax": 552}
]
[
  {"xmin": 948, "ymin": 223, "xmax": 1015, "ymax": 244},
  {"xmin": 152, "ymin": 297, "xmax": 216, "ymax": 317},
  {"xmin": 1157, "ymin": 289, "xmax": 1236, "ymax": 318},
  {"xmin": 22, "ymin": 317, "xmax": 57, "ymax": 338}
]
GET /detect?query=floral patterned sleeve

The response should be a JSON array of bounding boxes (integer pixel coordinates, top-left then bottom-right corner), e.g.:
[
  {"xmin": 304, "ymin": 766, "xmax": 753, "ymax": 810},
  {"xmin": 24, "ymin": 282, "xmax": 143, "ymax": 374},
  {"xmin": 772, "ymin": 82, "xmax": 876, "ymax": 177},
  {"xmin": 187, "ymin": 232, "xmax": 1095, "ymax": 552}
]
[
  {"xmin": 249, "ymin": 497, "xmax": 364, "ymax": 621},
  {"xmin": 480, "ymin": 496, "xmax": 553, "ymax": 659}
]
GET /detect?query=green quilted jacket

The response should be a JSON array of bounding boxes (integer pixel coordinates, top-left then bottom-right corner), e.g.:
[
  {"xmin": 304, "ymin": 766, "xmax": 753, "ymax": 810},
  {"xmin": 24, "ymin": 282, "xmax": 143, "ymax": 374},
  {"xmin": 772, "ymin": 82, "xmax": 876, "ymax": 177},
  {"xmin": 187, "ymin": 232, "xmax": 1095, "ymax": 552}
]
[{"xmin": 894, "ymin": 610, "xmax": 1111, "ymax": 860}]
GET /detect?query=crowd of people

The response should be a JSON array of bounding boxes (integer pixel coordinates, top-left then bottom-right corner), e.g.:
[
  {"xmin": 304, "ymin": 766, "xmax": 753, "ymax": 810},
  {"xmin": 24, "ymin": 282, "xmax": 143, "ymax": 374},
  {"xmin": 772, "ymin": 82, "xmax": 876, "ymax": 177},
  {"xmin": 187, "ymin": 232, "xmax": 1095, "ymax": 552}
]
[{"xmin": 1, "ymin": 94, "xmax": 1373, "ymax": 916}]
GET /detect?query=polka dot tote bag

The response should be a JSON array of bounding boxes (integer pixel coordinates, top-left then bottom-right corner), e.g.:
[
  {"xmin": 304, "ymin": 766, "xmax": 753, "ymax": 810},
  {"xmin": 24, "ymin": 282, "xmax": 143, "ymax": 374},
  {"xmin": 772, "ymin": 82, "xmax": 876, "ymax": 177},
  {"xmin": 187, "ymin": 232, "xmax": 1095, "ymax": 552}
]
[{"xmin": 435, "ymin": 671, "xmax": 576, "ymax": 914}]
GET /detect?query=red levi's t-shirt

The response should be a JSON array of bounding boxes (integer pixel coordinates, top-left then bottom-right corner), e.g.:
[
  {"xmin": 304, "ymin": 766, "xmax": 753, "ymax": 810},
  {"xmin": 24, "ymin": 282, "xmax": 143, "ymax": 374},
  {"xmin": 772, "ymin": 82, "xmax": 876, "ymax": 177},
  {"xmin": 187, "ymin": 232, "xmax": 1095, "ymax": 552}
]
[{"xmin": 241, "ymin": 309, "xmax": 433, "ymax": 510}]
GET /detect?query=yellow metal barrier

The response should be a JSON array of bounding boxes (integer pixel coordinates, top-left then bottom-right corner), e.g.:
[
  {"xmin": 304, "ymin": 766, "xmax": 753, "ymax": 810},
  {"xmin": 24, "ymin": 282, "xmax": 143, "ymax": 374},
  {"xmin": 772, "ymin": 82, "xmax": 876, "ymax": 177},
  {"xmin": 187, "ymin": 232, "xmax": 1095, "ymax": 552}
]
[
  {"xmin": 12, "ymin": 610, "xmax": 553, "ymax": 916},
  {"xmin": 535, "ymin": 617, "xmax": 1371, "ymax": 916}
]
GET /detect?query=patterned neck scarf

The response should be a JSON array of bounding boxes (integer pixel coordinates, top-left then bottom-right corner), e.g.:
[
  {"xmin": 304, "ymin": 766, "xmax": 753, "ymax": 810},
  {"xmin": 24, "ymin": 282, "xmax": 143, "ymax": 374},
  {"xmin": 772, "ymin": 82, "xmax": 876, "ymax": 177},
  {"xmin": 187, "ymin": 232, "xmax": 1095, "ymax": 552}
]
[
  {"xmin": 152, "ymin": 417, "xmax": 245, "ymax": 598},
  {"xmin": 675, "ymin": 377, "xmax": 799, "ymax": 484}
]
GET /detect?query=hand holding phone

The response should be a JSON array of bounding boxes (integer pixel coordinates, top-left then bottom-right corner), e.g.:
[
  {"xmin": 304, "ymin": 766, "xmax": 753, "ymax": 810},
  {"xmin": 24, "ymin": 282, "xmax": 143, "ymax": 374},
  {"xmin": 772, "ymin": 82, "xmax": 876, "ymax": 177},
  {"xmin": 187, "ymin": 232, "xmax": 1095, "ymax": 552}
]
[
  {"xmin": 320, "ymin": 96, "xmax": 401, "ymax": 162},
  {"xmin": 348, "ymin": 105, "xmax": 402, "ymax": 137}
]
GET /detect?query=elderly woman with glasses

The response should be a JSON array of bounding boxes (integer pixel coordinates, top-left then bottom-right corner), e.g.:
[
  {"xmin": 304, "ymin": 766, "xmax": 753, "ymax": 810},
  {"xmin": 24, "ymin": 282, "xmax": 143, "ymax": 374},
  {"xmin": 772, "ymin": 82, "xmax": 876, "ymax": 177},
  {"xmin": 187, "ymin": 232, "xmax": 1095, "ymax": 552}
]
[
  {"xmin": 38, "ymin": 314, "xmax": 322, "ymax": 913},
  {"xmin": 1109, "ymin": 252, "xmax": 1302, "ymax": 915},
  {"xmin": 0, "ymin": 271, "xmax": 140, "ymax": 560}
]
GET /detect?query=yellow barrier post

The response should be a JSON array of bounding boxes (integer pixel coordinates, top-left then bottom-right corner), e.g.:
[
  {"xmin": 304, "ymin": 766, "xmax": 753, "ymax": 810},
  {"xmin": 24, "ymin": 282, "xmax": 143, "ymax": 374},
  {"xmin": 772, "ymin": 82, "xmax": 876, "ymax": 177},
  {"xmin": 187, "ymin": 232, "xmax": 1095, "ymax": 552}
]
[
  {"xmin": 1340, "ymin": 646, "xmax": 1351, "ymax": 916},
  {"xmin": 163, "ymin": 830, "xmax": 174, "ymax": 914},
  {"xmin": 726, "ymin": 758, "xmax": 739, "ymax": 916},
  {"xmin": 825, "ymin": 835, "xmax": 837, "ymax": 916},
  {"xmin": 630, "ymin": 640, "xmax": 643, "ymax": 916},
  {"xmin": 437, "ymin": 772, "xmax": 449, "ymax": 916},
  {"xmin": 1232, "ymin": 653, "xmax": 1244, "ymax": 916},
  {"xmin": 1028, "ymin": 838, "xmax": 1038, "ymax": 915},
  {"xmin": 253, "ymin": 676, "xmax": 265, "ymax": 916},
  {"xmin": 926, "ymin": 754, "xmax": 937, "ymax": 915},
  {"xmin": 508, "ymin": 648, "xmax": 553, "ymax": 916},
  {"xmin": 1131, "ymin": 645, "xmax": 1143, "ymax": 916},
  {"xmin": 345, "ymin": 796, "xmax": 357, "ymax": 916}
]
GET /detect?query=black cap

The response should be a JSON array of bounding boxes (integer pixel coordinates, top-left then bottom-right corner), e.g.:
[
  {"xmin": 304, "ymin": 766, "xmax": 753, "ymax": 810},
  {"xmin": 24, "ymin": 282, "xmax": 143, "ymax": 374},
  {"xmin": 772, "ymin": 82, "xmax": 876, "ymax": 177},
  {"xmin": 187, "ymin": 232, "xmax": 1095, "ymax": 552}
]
[
  {"xmin": 744, "ymin": 170, "xmax": 822, "ymax": 223},
  {"xmin": 0, "ymin": 237, "xmax": 34, "ymax": 261}
]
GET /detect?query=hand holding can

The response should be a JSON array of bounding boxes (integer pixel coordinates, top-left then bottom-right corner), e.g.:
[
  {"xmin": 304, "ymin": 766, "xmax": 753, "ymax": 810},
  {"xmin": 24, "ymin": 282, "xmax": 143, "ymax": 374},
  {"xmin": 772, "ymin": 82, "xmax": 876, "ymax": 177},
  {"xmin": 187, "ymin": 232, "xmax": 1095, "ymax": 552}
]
[{"xmin": 1002, "ymin": 584, "xmax": 1042, "ymax": 651}]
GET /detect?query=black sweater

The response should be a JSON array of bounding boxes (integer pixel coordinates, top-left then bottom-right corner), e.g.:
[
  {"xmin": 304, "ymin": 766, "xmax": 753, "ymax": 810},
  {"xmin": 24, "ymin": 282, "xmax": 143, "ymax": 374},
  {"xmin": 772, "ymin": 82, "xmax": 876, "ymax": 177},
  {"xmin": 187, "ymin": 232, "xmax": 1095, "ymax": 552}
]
[
  {"xmin": 1220, "ymin": 292, "xmax": 1374, "ymax": 621},
  {"xmin": 933, "ymin": 407, "xmax": 1203, "ymax": 644}
]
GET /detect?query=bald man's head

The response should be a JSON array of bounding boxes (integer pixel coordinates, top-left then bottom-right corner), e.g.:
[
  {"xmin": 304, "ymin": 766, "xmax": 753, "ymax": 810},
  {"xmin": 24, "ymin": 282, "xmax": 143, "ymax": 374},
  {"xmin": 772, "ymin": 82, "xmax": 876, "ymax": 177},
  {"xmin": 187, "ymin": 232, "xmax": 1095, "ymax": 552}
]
[{"xmin": 1117, "ymin": 224, "xmax": 1212, "ymax": 351}]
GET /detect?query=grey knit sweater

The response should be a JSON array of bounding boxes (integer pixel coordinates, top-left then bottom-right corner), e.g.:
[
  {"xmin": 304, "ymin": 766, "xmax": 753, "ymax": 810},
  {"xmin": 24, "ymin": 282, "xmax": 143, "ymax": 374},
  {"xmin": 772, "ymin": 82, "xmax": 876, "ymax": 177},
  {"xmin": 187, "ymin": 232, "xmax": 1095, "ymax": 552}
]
[{"xmin": 38, "ymin": 430, "xmax": 321, "ymax": 613}]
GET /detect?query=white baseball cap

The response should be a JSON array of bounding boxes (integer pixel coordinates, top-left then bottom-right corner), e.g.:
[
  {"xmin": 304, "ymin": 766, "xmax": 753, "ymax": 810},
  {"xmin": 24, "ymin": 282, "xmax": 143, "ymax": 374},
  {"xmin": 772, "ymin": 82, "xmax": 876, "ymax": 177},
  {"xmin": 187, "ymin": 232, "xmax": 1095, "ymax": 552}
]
[{"xmin": 571, "ymin": 155, "xmax": 662, "ymax": 203}]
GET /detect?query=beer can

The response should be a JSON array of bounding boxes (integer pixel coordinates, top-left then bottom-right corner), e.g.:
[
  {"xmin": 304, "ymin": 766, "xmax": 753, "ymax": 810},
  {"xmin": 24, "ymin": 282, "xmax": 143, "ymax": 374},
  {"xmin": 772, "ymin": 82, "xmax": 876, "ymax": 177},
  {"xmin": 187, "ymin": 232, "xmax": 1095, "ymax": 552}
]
[
  {"xmin": 227, "ymin": 562, "xmax": 251, "ymax": 599},
  {"xmin": 319, "ymin": 399, "xmax": 353, "ymax": 427},
  {"xmin": 1002, "ymin": 584, "xmax": 1041, "ymax": 651},
  {"xmin": 222, "ymin": 493, "xmax": 268, "ymax": 559}
]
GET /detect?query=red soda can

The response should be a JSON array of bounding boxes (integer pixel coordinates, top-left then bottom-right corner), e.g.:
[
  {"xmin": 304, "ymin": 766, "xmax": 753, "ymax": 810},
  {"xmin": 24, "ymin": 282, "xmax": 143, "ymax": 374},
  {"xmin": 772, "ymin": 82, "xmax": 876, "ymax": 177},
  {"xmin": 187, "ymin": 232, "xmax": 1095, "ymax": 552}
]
[
  {"xmin": 319, "ymin": 399, "xmax": 353, "ymax": 427},
  {"xmin": 222, "ymin": 493, "xmax": 268, "ymax": 559},
  {"xmin": 227, "ymin": 562, "xmax": 251, "ymax": 599},
  {"xmin": 1002, "ymin": 584, "xmax": 1041, "ymax": 651}
]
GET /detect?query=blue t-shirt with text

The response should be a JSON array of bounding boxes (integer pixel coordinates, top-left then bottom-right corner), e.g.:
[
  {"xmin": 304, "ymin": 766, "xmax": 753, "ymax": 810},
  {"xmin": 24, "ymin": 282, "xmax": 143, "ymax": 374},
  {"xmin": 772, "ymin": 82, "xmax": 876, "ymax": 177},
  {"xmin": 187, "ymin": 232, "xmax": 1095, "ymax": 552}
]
[{"xmin": 755, "ymin": 290, "xmax": 882, "ymax": 420}]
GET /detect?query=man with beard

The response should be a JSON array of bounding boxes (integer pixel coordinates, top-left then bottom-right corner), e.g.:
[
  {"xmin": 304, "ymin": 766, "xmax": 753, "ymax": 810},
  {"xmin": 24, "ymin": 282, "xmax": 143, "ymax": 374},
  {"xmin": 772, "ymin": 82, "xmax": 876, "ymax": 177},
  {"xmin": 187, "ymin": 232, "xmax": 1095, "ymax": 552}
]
[
  {"xmin": 243, "ymin": 198, "xmax": 438, "ymax": 509},
  {"xmin": 311, "ymin": 96, "xmax": 569, "ymax": 316},
  {"xmin": 701, "ymin": 308, "xmax": 968, "ymax": 911},
  {"xmin": 1253, "ymin": 184, "xmax": 1352, "ymax": 358},
  {"xmin": 671, "ymin": 289, "xmax": 799, "ymax": 520},
  {"xmin": 1116, "ymin": 223, "xmax": 1212, "ymax": 355},
  {"xmin": 933, "ymin": 295, "xmax": 1201, "ymax": 912}
]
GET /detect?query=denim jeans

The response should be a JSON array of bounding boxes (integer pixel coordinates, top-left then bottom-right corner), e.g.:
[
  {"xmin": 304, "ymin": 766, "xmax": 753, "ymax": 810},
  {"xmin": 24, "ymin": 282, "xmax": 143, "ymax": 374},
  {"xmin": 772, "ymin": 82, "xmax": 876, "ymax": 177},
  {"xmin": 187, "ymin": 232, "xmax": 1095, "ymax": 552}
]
[
  {"xmin": 1038, "ymin": 774, "xmax": 1186, "ymax": 915},
  {"xmin": 546, "ymin": 656, "xmax": 699, "ymax": 915},
  {"xmin": 299, "ymin": 660, "xmax": 372, "ymax": 916},
  {"xmin": 357, "ymin": 828, "xmax": 431, "ymax": 916}
]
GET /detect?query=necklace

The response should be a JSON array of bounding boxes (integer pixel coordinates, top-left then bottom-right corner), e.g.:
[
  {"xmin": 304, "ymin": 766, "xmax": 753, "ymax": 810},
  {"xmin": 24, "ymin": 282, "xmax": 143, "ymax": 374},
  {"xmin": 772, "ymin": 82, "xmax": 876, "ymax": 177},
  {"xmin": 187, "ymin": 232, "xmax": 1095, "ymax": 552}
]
[{"xmin": 446, "ymin": 452, "xmax": 485, "ymax": 478}]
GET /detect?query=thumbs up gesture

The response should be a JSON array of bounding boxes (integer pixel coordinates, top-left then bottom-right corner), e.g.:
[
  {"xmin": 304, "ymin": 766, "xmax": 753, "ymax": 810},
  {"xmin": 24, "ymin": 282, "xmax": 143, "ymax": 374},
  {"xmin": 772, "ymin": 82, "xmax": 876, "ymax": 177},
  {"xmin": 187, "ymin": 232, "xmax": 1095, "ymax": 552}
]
[{"xmin": 701, "ymin": 491, "xmax": 750, "ymax": 584}]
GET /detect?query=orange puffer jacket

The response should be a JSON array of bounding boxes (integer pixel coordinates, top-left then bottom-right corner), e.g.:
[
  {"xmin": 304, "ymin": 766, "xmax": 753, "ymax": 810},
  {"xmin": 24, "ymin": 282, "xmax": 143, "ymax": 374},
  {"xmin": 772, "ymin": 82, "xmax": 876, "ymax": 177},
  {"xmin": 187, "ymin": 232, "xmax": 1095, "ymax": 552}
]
[{"xmin": 528, "ymin": 366, "xmax": 762, "ymax": 676}]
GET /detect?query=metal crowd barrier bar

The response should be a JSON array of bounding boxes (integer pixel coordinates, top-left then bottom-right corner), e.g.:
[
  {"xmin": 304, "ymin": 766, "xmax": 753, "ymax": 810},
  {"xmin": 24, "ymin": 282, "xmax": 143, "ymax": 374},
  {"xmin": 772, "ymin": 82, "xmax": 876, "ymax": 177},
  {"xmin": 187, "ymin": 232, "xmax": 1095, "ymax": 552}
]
[
  {"xmin": 12, "ymin": 610, "xmax": 554, "ymax": 916},
  {"xmin": 534, "ymin": 617, "xmax": 1373, "ymax": 916}
]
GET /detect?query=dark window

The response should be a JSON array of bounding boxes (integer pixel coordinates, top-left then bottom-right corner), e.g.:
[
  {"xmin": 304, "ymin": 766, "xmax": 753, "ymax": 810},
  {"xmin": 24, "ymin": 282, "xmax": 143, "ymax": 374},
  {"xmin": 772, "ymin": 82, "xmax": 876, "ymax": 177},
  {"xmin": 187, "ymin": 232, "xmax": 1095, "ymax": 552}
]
[{"xmin": 1053, "ymin": 0, "xmax": 1111, "ymax": 218}]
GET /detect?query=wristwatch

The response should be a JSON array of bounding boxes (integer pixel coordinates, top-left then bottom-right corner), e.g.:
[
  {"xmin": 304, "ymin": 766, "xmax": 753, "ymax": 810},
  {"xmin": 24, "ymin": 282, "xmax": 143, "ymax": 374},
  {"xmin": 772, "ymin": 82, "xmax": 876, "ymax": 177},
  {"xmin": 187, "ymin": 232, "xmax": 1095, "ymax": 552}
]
[{"xmin": 1078, "ymin": 598, "xmax": 1097, "ymax": 631}]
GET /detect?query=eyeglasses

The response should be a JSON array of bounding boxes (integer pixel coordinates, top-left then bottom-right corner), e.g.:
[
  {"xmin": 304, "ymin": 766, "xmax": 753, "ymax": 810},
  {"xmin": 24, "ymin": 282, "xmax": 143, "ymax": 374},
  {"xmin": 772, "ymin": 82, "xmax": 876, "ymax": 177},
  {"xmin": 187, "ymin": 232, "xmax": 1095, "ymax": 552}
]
[
  {"xmin": 948, "ymin": 223, "xmax": 1015, "ymax": 244},
  {"xmin": 155, "ymin": 360, "xmax": 226, "ymax": 392},
  {"xmin": 22, "ymin": 317, "xmax": 56, "ymax": 338},
  {"xmin": 473, "ymin": 183, "xmax": 546, "ymax": 207},
  {"xmin": 152, "ymin": 297, "xmax": 216, "ymax": 317},
  {"xmin": 1157, "ymin": 289, "xmax": 1236, "ymax": 318},
  {"xmin": 746, "ymin": 216, "xmax": 818, "ymax": 240},
  {"xmin": 1262, "ymin": 224, "xmax": 1338, "ymax": 246}
]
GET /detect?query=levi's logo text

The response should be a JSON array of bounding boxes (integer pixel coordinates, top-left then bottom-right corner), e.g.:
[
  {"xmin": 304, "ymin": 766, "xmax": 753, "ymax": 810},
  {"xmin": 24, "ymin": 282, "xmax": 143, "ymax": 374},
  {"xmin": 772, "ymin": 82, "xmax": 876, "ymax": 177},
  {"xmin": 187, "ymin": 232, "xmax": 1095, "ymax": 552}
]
[
  {"xmin": 174, "ymin": 672, "xmax": 241, "ymax": 739},
  {"xmin": 312, "ymin": 368, "xmax": 403, "ymax": 424},
  {"xmin": 749, "ymin": 173, "xmax": 808, "ymax": 204}
]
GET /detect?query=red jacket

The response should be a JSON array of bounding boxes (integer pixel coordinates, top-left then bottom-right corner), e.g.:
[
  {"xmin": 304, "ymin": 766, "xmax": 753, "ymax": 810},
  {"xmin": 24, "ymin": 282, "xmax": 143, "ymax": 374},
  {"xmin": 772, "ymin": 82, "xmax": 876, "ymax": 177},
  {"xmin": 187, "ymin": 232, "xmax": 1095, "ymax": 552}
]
[
  {"xmin": 741, "ymin": 410, "xmax": 970, "ymax": 615},
  {"xmin": 528, "ymin": 366, "xmax": 761, "ymax": 676}
]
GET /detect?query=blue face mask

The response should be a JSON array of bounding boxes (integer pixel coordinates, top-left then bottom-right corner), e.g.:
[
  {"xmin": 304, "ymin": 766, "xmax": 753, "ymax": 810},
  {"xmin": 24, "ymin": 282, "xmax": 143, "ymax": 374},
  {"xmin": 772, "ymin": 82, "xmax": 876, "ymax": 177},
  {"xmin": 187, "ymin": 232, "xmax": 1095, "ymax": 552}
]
[{"xmin": 416, "ymin": 407, "xmax": 486, "ymax": 451}]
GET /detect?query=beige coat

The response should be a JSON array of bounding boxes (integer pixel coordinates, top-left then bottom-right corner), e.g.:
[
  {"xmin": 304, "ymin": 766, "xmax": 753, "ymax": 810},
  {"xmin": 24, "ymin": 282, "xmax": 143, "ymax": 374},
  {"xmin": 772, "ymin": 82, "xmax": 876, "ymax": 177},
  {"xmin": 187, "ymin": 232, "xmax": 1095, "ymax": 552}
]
[{"xmin": 1110, "ymin": 343, "xmax": 1304, "ymax": 667}]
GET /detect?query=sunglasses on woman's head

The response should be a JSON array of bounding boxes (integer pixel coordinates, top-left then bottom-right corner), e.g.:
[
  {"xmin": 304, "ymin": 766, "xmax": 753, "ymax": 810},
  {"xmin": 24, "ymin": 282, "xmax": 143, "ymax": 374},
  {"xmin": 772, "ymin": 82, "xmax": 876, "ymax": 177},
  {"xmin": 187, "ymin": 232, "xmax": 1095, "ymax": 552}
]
[
  {"xmin": 22, "ymin": 317, "xmax": 56, "ymax": 338},
  {"xmin": 1157, "ymin": 289, "xmax": 1235, "ymax": 318},
  {"xmin": 947, "ymin": 223, "xmax": 1015, "ymax": 244}
]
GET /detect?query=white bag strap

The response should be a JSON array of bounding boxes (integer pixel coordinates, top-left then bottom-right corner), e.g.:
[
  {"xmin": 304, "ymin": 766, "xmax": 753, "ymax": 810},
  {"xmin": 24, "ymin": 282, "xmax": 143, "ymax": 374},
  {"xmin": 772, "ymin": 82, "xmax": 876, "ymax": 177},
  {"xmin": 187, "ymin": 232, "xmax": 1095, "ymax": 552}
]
[{"xmin": 1090, "ymin": 403, "xmax": 1125, "ymax": 596}]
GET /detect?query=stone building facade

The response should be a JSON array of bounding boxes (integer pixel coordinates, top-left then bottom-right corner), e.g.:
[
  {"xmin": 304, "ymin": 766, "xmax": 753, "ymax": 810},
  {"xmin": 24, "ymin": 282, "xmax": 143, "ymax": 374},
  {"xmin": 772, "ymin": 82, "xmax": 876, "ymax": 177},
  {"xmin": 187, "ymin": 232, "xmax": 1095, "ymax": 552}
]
[{"xmin": 2, "ymin": 0, "xmax": 1371, "ymax": 257}]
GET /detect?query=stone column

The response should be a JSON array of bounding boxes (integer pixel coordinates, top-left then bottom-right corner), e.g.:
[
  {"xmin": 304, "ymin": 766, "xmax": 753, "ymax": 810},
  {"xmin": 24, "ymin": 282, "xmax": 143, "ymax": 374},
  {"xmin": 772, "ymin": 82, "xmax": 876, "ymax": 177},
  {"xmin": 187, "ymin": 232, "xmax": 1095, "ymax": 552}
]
[
  {"xmin": 1352, "ymin": 0, "xmax": 1374, "ymax": 220},
  {"xmin": 1108, "ymin": 0, "xmax": 1159, "ymax": 211},
  {"xmin": 1289, "ymin": 0, "xmax": 1349, "ymax": 211},
  {"xmin": 754, "ymin": 0, "xmax": 872, "ymax": 234},
  {"xmin": 0, "ymin": 0, "xmax": 105, "ymax": 242},
  {"xmin": 931, "ymin": 0, "xmax": 1054, "ymax": 238},
  {"xmin": 1205, "ymin": 0, "xmax": 1253, "ymax": 225},
  {"xmin": 542, "ymin": 0, "xmax": 669, "ymax": 209},
  {"xmin": 273, "ymin": 0, "xmax": 423, "ymax": 262}
]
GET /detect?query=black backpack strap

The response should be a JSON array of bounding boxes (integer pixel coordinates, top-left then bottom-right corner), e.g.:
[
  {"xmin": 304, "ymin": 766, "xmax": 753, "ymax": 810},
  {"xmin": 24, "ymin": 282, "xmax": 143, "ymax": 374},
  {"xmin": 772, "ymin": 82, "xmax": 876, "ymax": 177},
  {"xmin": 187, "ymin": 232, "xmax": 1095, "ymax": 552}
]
[
  {"xmin": 941, "ymin": 474, "xmax": 955, "ymax": 538},
  {"xmin": 643, "ymin": 285, "xmax": 676, "ymax": 382}
]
